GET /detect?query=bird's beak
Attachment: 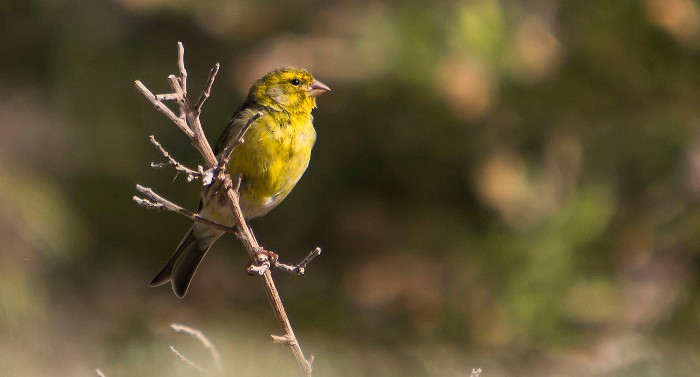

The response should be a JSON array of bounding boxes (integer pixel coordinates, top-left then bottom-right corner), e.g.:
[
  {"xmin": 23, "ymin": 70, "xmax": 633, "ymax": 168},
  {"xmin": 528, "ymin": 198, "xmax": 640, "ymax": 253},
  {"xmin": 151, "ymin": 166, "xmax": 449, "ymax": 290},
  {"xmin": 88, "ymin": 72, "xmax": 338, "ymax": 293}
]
[{"xmin": 308, "ymin": 80, "xmax": 331, "ymax": 98}]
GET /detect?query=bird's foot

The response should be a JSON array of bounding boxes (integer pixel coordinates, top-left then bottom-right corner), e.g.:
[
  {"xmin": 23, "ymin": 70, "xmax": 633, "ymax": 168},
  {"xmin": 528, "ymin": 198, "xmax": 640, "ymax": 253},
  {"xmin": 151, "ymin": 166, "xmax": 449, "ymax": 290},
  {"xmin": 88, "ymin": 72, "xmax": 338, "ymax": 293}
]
[{"xmin": 246, "ymin": 248, "xmax": 279, "ymax": 275}]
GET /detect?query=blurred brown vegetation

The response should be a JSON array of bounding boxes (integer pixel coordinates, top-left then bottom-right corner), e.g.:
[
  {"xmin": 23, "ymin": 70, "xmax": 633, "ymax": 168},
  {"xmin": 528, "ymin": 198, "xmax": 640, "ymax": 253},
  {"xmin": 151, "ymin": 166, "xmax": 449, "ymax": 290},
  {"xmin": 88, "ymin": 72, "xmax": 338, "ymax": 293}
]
[{"xmin": 1, "ymin": 0, "xmax": 700, "ymax": 376}]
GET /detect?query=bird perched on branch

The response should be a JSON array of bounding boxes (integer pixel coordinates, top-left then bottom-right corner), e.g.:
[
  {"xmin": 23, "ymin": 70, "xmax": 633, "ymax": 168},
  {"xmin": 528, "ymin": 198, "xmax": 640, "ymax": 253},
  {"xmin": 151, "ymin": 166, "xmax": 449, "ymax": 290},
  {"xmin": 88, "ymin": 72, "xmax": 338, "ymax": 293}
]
[{"xmin": 149, "ymin": 67, "xmax": 330, "ymax": 298}]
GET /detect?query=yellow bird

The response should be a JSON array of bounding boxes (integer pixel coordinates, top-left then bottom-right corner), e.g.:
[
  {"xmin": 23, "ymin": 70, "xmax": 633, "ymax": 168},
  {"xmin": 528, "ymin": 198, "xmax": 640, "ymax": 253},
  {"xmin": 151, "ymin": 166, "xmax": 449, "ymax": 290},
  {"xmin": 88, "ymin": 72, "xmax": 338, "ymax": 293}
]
[{"xmin": 149, "ymin": 67, "xmax": 330, "ymax": 298}]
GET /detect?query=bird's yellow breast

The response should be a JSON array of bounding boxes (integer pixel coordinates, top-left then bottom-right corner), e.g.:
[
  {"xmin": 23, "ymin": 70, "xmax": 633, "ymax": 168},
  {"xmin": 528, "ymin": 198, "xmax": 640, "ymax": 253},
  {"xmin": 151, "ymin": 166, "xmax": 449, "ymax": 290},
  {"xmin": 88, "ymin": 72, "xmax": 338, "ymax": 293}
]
[{"xmin": 227, "ymin": 111, "xmax": 316, "ymax": 218}]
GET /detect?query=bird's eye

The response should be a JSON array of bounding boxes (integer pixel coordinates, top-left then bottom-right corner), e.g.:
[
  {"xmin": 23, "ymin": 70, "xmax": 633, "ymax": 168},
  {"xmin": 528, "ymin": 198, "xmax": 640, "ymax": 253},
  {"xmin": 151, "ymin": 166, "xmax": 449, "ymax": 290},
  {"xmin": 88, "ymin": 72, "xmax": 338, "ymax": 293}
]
[{"xmin": 290, "ymin": 78, "xmax": 301, "ymax": 86}]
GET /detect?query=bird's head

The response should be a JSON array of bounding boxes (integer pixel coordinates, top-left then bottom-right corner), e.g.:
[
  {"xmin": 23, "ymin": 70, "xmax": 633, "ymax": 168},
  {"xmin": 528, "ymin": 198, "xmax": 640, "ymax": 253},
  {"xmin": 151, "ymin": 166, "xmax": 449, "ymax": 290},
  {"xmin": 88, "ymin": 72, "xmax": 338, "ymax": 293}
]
[{"xmin": 249, "ymin": 67, "xmax": 330, "ymax": 114}]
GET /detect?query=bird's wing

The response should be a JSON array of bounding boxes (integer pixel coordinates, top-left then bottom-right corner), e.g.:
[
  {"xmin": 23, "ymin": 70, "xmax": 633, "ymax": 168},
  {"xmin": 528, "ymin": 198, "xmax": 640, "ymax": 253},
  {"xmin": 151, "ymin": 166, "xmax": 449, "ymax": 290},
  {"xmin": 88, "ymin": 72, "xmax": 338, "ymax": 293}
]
[{"xmin": 212, "ymin": 100, "xmax": 263, "ymax": 159}]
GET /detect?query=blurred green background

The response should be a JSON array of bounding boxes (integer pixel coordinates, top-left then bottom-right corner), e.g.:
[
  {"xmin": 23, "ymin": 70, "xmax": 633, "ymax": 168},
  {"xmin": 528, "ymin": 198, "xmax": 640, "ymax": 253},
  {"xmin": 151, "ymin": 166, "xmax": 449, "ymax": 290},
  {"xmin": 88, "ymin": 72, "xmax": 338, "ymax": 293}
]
[{"xmin": 2, "ymin": 0, "xmax": 700, "ymax": 376}]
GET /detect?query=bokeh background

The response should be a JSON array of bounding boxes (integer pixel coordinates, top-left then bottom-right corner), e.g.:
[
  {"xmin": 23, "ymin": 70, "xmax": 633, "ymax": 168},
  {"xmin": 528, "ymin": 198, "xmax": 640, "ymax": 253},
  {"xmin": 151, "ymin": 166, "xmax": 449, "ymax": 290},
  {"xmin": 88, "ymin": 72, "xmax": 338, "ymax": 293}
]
[{"xmin": 2, "ymin": 0, "xmax": 700, "ymax": 376}]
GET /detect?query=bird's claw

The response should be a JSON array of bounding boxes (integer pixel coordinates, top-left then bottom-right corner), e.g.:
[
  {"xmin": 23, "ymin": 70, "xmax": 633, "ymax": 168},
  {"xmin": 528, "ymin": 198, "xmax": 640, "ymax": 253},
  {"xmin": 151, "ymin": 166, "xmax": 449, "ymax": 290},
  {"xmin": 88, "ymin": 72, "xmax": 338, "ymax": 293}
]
[{"xmin": 246, "ymin": 248, "xmax": 279, "ymax": 275}]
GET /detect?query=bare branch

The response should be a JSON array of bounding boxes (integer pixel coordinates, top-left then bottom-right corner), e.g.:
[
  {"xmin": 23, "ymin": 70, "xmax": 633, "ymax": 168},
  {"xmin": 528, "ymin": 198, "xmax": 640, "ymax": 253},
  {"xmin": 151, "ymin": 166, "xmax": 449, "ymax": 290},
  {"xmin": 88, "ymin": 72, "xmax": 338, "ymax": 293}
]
[
  {"xmin": 155, "ymin": 93, "xmax": 179, "ymax": 101},
  {"xmin": 135, "ymin": 42, "xmax": 316, "ymax": 376},
  {"xmin": 149, "ymin": 135, "xmax": 203, "ymax": 182},
  {"xmin": 133, "ymin": 185, "xmax": 237, "ymax": 234},
  {"xmin": 177, "ymin": 42, "xmax": 187, "ymax": 96},
  {"xmin": 167, "ymin": 75, "xmax": 188, "ymax": 111},
  {"xmin": 274, "ymin": 247, "xmax": 322, "ymax": 275},
  {"xmin": 171, "ymin": 323, "xmax": 223, "ymax": 372},
  {"xmin": 194, "ymin": 63, "xmax": 220, "ymax": 113},
  {"xmin": 217, "ymin": 112, "xmax": 263, "ymax": 172},
  {"xmin": 132, "ymin": 196, "xmax": 164, "ymax": 211},
  {"xmin": 260, "ymin": 271, "xmax": 313, "ymax": 375},
  {"xmin": 134, "ymin": 80, "xmax": 192, "ymax": 138},
  {"xmin": 165, "ymin": 70, "xmax": 219, "ymax": 165}
]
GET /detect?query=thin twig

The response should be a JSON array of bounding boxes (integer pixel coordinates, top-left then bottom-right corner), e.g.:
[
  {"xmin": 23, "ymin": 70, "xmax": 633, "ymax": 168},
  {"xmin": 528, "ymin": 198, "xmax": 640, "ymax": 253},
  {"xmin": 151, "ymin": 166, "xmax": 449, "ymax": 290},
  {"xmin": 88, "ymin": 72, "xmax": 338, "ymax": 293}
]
[
  {"xmin": 233, "ymin": 173, "xmax": 243, "ymax": 193},
  {"xmin": 149, "ymin": 135, "xmax": 203, "ymax": 181},
  {"xmin": 133, "ymin": 185, "xmax": 237, "ymax": 234},
  {"xmin": 194, "ymin": 63, "xmax": 220, "ymax": 113},
  {"xmin": 261, "ymin": 271, "xmax": 314, "ymax": 374},
  {"xmin": 168, "ymin": 71, "xmax": 219, "ymax": 165},
  {"xmin": 274, "ymin": 247, "xmax": 322, "ymax": 275},
  {"xmin": 176, "ymin": 43, "xmax": 188, "ymax": 120},
  {"xmin": 177, "ymin": 43, "xmax": 187, "ymax": 96},
  {"xmin": 217, "ymin": 111, "xmax": 263, "ymax": 172},
  {"xmin": 171, "ymin": 323, "xmax": 223, "ymax": 372},
  {"xmin": 169, "ymin": 346, "xmax": 204, "ymax": 372},
  {"xmin": 132, "ymin": 196, "xmax": 164, "ymax": 210},
  {"xmin": 133, "ymin": 186, "xmax": 311, "ymax": 270},
  {"xmin": 156, "ymin": 93, "xmax": 179, "ymax": 101},
  {"xmin": 167, "ymin": 75, "xmax": 188, "ymax": 110},
  {"xmin": 134, "ymin": 80, "xmax": 193, "ymax": 139}
]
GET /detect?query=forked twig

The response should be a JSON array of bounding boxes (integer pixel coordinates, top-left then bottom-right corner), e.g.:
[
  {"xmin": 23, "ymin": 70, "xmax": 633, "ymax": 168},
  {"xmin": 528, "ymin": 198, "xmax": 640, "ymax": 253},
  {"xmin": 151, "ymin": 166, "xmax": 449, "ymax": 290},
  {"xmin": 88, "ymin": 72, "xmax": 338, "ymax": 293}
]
[
  {"xmin": 149, "ymin": 135, "xmax": 204, "ymax": 182},
  {"xmin": 134, "ymin": 81, "xmax": 192, "ymax": 138}
]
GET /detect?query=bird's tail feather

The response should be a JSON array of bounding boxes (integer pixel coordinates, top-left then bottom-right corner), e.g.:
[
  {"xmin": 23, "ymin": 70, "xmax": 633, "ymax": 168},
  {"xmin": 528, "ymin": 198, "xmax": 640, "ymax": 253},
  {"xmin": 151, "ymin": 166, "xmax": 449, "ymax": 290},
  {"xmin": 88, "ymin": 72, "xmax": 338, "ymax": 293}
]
[{"xmin": 148, "ymin": 224, "xmax": 222, "ymax": 298}]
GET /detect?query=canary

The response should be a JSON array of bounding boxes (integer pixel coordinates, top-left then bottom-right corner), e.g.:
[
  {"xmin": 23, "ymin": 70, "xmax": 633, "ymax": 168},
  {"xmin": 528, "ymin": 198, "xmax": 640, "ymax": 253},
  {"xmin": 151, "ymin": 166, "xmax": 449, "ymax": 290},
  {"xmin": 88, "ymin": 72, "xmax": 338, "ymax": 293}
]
[{"xmin": 149, "ymin": 67, "xmax": 330, "ymax": 298}]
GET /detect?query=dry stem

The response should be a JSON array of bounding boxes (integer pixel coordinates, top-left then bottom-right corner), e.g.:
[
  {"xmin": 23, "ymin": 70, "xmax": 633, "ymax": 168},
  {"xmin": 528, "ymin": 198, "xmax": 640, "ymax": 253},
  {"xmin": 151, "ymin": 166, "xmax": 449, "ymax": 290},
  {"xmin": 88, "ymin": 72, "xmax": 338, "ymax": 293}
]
[
  {"xmin": 169, "ymin": 346, "xmax": 204, "ymax": 372},
  {"xmin": 134, "ymin": 42, "xmax": 315, "ymax": 376},
  {"xmin": 170, "ymin": 323, "xmax": 223, "ymax": 372},
  {"xmin": 149, "ymin": 135, "xmax": 204, "ymax": 182},
  {"xmin": 133, "ymin": 185, "xmax": 237, "ymax": 234},
  {"xmin": 275, "ymin": 247, "xmax": 323, "ymax": 275}
]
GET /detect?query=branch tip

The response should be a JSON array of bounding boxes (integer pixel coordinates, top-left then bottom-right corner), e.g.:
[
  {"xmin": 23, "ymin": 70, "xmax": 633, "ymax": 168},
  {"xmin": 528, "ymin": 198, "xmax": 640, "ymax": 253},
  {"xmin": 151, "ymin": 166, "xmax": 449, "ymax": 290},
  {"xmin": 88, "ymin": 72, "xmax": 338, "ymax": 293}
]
[
  {"xmin": 194, "ymin": 63, "xmax": 221, "ymax": 112},
  {"xmin": 177, "ymin": 42, "xmax": 187, "ymax": 95},
  {"xmin": 274, "ymin": 247, "xmax": 322, "ymax": 275}
]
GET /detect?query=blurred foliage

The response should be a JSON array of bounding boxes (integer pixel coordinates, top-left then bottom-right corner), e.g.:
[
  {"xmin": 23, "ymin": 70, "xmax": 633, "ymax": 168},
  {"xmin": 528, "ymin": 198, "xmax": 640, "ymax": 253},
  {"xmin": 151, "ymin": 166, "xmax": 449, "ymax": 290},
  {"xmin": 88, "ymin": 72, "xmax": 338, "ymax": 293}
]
[{"xmin": 1, "ymin": 0, "xmax": 700, "ymax": 376}]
